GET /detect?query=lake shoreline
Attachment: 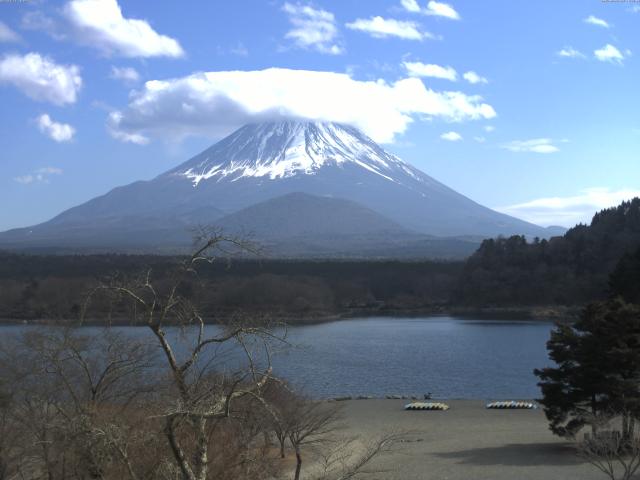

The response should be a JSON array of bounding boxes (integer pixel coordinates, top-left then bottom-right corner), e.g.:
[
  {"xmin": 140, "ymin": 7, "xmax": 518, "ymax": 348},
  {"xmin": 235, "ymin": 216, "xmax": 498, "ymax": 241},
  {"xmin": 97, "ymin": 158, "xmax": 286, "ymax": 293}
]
[{"xmin": 0, "ymin": 304, "xmax": 580, "ymax": 327}]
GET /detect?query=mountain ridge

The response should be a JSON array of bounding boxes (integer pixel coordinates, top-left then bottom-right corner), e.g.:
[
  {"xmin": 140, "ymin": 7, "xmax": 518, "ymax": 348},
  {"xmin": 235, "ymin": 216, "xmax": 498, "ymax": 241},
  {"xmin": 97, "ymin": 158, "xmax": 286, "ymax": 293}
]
[{"xmin": 0, "ymin": 120, "xmax": 564, "ymax": 256}]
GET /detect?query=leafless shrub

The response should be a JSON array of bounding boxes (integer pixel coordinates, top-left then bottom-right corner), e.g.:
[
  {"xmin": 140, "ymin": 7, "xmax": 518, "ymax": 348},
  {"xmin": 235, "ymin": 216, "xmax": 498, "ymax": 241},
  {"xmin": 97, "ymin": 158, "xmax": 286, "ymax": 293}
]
[
  {"xmin": 579, "ymin": 412, "xmax": 640, "ymax": 480},
  {"xmin": 313, "ymin": 432, "xmax": 407, "ymax": 480}
]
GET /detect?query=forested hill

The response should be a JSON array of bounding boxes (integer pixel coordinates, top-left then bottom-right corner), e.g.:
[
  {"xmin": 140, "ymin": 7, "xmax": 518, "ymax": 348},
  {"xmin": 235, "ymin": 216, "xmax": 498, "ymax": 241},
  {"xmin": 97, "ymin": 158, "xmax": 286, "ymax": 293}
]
[{"xmin": 454, "ymin": 198, "xmax": 640, "ymax": 306}]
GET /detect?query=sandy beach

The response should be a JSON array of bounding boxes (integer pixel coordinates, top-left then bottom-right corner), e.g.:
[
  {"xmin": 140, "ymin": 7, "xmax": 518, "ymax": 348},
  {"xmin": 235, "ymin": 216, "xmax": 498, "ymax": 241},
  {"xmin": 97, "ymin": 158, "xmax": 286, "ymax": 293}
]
[{"xmin": 336, "ymin": 399, "xmax": 603, "ymax": 480}]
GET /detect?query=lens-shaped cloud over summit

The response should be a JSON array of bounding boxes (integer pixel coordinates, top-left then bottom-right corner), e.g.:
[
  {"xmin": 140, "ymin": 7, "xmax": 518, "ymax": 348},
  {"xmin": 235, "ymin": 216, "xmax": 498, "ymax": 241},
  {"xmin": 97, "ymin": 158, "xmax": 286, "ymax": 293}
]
[{"xmin": 108, "ymin": 68, "xmax": 496, "ymax": 145}]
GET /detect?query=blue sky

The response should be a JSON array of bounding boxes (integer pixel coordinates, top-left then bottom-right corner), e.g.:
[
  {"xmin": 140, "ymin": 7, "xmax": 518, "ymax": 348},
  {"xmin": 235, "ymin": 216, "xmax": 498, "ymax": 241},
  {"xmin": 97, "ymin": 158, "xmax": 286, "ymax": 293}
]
[{"xmin": 0, "ymin": 0, "xmax": 639, "ymax": 231}]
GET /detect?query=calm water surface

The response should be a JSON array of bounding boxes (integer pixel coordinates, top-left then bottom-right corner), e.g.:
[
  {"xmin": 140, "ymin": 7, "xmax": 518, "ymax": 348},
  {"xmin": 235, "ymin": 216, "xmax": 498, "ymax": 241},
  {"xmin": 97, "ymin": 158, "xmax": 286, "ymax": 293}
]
[{"xmin": 1, "ymin": 316, "xmax": 554, "ymax": 399}]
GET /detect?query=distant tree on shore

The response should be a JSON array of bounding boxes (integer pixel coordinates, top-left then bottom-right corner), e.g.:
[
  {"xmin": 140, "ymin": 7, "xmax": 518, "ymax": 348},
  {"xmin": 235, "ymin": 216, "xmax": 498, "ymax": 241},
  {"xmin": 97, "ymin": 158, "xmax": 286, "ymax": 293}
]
[
  {"xmin": 456, "ymin": 198, "xmax": 640, "ymax": 307},
  {"xmin": 610, "ymin": 246, "xmax": 640, "ymax": 304}
]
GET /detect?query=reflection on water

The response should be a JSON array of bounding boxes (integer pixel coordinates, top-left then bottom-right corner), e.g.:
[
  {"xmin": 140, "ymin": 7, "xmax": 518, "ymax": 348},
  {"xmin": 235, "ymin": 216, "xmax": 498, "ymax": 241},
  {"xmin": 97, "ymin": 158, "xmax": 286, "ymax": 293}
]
[{"xmin": 1, "ymin": 316, "xmax": 554, "ymax": 399}]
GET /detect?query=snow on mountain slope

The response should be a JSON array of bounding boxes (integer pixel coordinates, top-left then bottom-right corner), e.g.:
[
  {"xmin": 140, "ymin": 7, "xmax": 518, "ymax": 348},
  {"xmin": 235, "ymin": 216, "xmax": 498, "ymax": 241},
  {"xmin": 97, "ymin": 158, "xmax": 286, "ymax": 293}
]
[
  {"xmin": 171, "ymin": 121, "xmax": 432, "ymax": 189},
  {"xmin": 156, "ymin": 120, "xmax": 547, "ymax": 237}
]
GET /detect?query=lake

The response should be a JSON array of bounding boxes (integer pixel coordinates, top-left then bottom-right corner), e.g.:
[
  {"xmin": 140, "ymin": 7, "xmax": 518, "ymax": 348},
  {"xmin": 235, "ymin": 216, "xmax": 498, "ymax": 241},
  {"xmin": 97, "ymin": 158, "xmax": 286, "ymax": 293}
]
[{"xmin": 0, "ymin": 316, "xmax": 555, "ymax": 400}]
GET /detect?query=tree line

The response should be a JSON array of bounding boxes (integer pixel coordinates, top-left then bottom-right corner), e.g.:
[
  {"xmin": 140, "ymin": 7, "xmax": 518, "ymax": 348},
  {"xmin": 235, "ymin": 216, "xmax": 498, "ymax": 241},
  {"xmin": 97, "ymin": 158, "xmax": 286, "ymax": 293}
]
[
  {"xmin": 0, "ymin": 255, "xmax": 460, "ymax": 323},
  {"xmin": 454, "ymin": 198, "xmax": 640, "ymax": 307},
  {"xmin": 1, "ymin": 198, "xmax": 640, "ymax": 324}
]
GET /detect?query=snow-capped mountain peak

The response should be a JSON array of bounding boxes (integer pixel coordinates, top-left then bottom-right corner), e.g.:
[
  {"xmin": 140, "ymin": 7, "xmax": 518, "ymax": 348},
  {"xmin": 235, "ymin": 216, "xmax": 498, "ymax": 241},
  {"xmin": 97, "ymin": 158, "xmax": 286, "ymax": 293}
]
[
  {"xmin": 0, "ymin": 119, "xmax": 557, "ymax": 252},
  {"xmin": 173, "ymin": 121, "xmax": 413, "ymax": 185}
]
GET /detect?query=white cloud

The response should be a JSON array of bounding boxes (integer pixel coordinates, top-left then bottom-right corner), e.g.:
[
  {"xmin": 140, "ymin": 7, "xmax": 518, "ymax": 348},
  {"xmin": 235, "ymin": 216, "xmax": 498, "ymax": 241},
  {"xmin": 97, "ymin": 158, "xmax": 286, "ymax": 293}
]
[
  {"xmin": 14, "ymin": 167, "xmax": 63, "ymax": 185},
  {"xmin": 441, "ymin": 131, "xmax": 462, "ymax": 141},
  {"xmin": 557, "ymin": 46, "xmax": 586, "ymax": 59},
  {"xmin": 107, "ymin": 112, "xmax": 150, "ymax": 145},
  {"xmin": 403, "ymin": 61, "xmax": 457, "ymax": 80},
  {"xmin": 110, "ymin": 66, "xmax": 140, "ymax": 84},
  {"xmin": 400, "ymin": 0, "xmax": 421, "ymax": 13},
  {"xmin": 497, "ymin": 188, "xmax": 640, "ymax": 227},
  {"xmin": 283, "ymin": 3, "xmax": 343, "ymax": 55},
  {"xmin": 0, "ymin": 21, "xmax": 20, "ymax": 42},
  {"xmin": 484, "ymin": 125, "xmax": 495, "ymax": 132},
  {"xmin": 594, "ymin": 44, "xmax": 626, "ymax": 64},
  {"xmin": 108, "ymin": 129, "xmax": 150, "ymax": 145},
  {"xmin": 473, "ymin": 136, "xmax": 485, "ymax": 143},
  {"xmin": 346, "ymin": 17, "xmax": 431, "ymax": 41},
  {"xmin": 502, "ymin": 138, "xmax": 559, "ymax": 154},
  {"xmin": 400, "ymin": 0, "xmax": 460, "ymax": 19},
  {"xmin": 463, "ymin": 71, "xmax": 488, "ymax": 84},
  {"xmin": 36, "ymin": 114, "xmax": 76, "ymax": 142},
  {"xmin": 584, "ymin": 15, "xmax": 610, "ymax": 28},
  {"xmin": 0, "ymin": 52, "xmax": 82, "ymax": 105},
  {"xmin": 108, "ymin": 67, "xmax": 497, "ymax": 145},
  {"xmin": 63, "ymin": 0, "xmax": 184, "ymax": 57},
  {"xmin": 425, "ymin": 1, "xmax": 460, "ymax": 19}
]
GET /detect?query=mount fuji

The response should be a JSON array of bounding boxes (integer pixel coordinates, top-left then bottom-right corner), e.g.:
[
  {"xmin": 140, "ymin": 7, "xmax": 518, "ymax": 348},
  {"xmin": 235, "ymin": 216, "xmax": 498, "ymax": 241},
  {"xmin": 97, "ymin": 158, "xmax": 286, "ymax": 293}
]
[{"xmin": 0, "ymin": 121, "xmax": 562, "ymax": 257}]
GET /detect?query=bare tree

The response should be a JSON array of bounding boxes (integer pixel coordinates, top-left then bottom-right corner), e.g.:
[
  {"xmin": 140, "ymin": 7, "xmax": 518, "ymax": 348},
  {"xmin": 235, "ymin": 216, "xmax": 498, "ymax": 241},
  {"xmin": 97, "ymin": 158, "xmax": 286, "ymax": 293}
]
[
  {"xmin": 286, "ymin": 398, "xmax": 343, "ymax": 480},
  {"xmin": 262, "ymin": 381, "xmax": 408, "ymax": 480},
  {"xmin": 0, "ymin": 328, "xmax": 160, "ymax": 480},
  {"xmin": 82, "ymin": 231, "xmax": 284, "ymax": 480},
  {"xmin": 313, "ymin": 432, "xmax": 407, "ymax": 480},
  {"xmin": 262, "ymin": 379, "xmax": 299, "ymax": 459},
  {"xmin": 579, "ymin": 412, "xmax": 640, "ymax": 480}
]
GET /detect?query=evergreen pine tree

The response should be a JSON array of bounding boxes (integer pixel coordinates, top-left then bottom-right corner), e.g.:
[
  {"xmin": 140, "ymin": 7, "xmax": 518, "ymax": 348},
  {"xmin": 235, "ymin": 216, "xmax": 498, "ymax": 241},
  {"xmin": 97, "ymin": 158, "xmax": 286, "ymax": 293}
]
[{"xmin": 535, "ymin": 299, "xmax": 640, "ymax": 441}]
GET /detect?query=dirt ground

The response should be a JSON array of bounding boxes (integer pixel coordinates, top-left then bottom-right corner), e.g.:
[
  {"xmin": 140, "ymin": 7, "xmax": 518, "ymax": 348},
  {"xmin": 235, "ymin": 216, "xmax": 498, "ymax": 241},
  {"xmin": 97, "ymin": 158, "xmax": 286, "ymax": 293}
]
[{"xmin": 332, "ymin": 399, "xmax": 606, "ymax": 480}]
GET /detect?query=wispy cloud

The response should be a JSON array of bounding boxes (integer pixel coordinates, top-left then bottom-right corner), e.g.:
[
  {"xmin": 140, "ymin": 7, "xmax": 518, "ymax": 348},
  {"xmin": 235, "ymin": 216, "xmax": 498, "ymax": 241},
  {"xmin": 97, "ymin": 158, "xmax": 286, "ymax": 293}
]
[
  {"xmin": 0, "ymin": 21, "xmax": 21, "ymax": 43},
  {"xmin": 14, "ymin": 167, "xmax": 63, "ymax": 185},
  {"xmin": 557, "ymin": 46, "xmax": 586, "ymax": 59},
  {"xmin": 346, "ymin": 17, "xmax": 431, "ymax": 41},
  {"xmin": 0, "ymin": 52, "xmax": 82, "ymax": 105},
  {"xmin": 594, "ymin": 44, "xmax": 626, "ymax": 64},
  {"xmin": 502, "ymin": 138, "xmax": 559, "ymax": 154},
  {"xmin": 35, "ymin": 114, "xmax": 75, "ymax": 142},
  {"xmin": 401, "ymin": 0, "xmax": 460, "ymax": 20},
  {"xmin": 21, "ymin": 11, "xmax": 66, "ymax": 40},
  {"xmin": 216, "ymin": 42, "xmax": 249, "ymax": 56},
  {"xmin": 463, "ymin": 71, "xmax": 488, "ymax": 84},
  {"xmin": 424, "ymin": 1, "xmax": 460, "ymax": 20},
  {"xmin": 497, "ymin": 188, "xmax": 640, "ymax": 227},
  {"xmin": 229, "ymin": 42, "xmax": 249, "ymax": 56},
  {"xmin": 584, "ymin": 15, "xmax": 610, "ymax": 28},
  {"xmin": 109, "ymin": 66, "xmax": 140, "ymax": 84},
  {"xmin": 282, "ymin": 3, "xmax": 343, "ymax": 55},
  {"xmin": 403, "ymin": 61, "xmax": 457, "ymax": 80},
  {"xmin": 441, "ymin": 131, "xmax": 462, "ymax": 141}
]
